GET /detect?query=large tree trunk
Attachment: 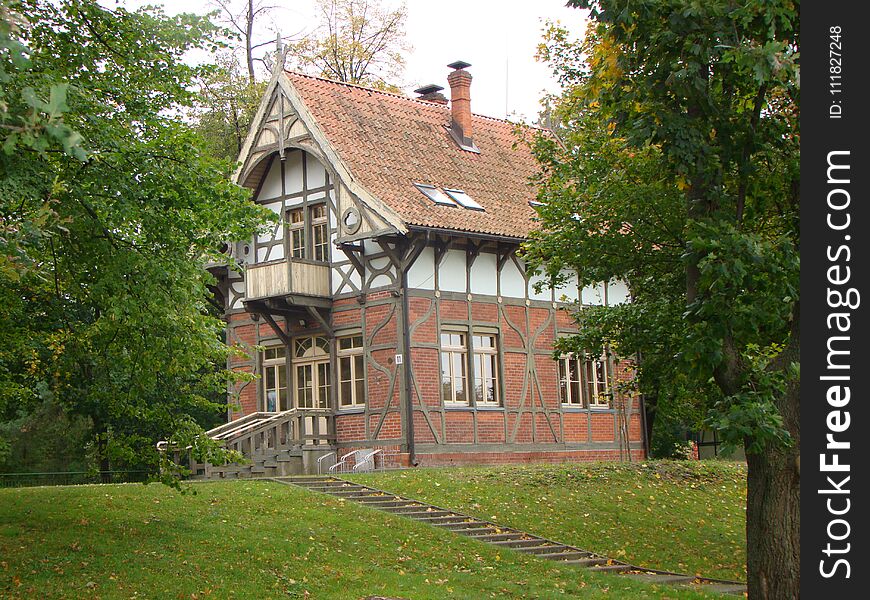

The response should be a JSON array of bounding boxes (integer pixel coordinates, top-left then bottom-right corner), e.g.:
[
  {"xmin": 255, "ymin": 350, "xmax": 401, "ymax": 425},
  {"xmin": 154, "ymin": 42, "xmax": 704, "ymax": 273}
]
[
  {"xmin": 745, "ymin": 307, "xmax": 800, "ymax": 599},
  {"xmin": 745, "ymin": 427, "xmax": 800, "ymax": 598}
]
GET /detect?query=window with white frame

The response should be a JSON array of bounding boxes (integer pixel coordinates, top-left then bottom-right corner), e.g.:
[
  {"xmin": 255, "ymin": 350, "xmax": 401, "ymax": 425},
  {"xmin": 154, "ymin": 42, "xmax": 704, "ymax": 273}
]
[
  {"xmin": 584, "ymin": 356, "xmax": 611, "ymax": 408},
  {"xmin": 293, "ymin": 336, "xmax": 330, "ymax": 409},
  {"xmin": 262, "ymin": 346, "xmax": 289, "ymax": 412},
  {"xmin": 558, "ymin": 355, "xmax": 583, "ymax": 406},
  {"xmin": 310, "ymin": 203, "xmax": 329, "ymax": 262},
  {"xmin": 472, "ymin": 334, "xmax": 500, "ymax": 406},
  {"xmin": 338, "ymin": 335, "xmax": 365, "ymax": 408},
  {"xmin": 287, "ymin": 207, "xmax": 305, "ymax": 259},
  {"xmin": 559, "ymin": 354, "xmax": 611, "ymax": 408},
  {"xmin": 440, "ymin": 332, "xmax": 468, "ymax": 405}
]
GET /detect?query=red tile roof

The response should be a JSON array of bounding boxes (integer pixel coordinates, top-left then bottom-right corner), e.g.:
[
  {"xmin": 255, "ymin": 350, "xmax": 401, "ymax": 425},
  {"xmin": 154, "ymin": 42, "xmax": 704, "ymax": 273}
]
[{"xmin": 286, "ymin": 71, "xmax": 542, "ymax": 239}]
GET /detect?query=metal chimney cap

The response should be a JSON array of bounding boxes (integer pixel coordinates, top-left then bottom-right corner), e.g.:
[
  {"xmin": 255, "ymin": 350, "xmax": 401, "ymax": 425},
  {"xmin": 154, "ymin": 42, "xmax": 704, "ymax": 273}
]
[
  {"xmin": 447, "ymin": 60, "xmax": 471, "ymax": 70},
  {"xmin": 414, "ymin": 84, "xmax": 445, "ymax": 95}
]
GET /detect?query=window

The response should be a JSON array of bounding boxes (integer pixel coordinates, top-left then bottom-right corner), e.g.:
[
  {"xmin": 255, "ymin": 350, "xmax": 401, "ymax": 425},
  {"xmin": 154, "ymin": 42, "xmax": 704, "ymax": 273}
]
[
  {"xmin": 440, "ymin": 332, "xmax": 468, "ymax": 405},
  {"xmin": 287, "ymin": 207, "xmax": 305, "ymax": 259},
  {"xmin": 558, "ymin": 354, "xmax": 611, "ymax": 408},
  {"xmin": 338, "ymin": 335, "xmax": 365, "ymax": 408},
  {"xmin": 294, "ymin": 336, "xmax": 330, "ymax": 409},
  {"xmin": 262, "ymin": 346, "xmax": 289, "ymax": 412},
  {"xmin": 584, "ymin": 356, "xmax": 611, "ymax": 408},
  {"xmin": 441, "ymin": 330, "xmax": 501, "ymax": 407},
  {"xmin": 558, "ymin": 355, "xmax": 583, "ymax": 406},
  {"xmin": 310, "ymin": 203, "xmax": 329, "ymax": 261},
  {"xmin": 472, "ymin": 334, "xmax": 500, "ymax": 405},
  {"xmin": 443, "ymin": 188, "xmax": 484, "ymax": 211},
  {"xmin": 414, "ymin": 183, "xmax": 457, "ymax": 207}
]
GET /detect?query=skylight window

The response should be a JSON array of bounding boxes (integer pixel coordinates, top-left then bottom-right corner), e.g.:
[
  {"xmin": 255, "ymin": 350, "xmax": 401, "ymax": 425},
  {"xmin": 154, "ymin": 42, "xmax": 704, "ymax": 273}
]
[
  {"xmin": 414, "ymin": 183, "xmax": 457, "ymax": 207},
  {"xmin": 444, "ymin": 188, "xmax": 484, "ymax": 211}
]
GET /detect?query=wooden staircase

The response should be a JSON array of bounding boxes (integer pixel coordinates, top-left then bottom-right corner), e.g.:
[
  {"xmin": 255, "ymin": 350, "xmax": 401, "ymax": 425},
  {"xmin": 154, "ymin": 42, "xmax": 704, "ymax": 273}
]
[{"xmin": 162, "ymin": 410, "xmax": 336, "ymax": 479}]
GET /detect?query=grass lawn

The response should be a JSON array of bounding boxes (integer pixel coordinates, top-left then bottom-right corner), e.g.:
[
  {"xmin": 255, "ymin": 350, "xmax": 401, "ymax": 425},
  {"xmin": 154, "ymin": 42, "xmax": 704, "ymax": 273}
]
[
  {"xmin": 0, "ymin": 479, "xmax": 726, "ymax": 599},
  {"xmin": 350, "ymin": 460, "xmax": 747, "ymax": 582}
]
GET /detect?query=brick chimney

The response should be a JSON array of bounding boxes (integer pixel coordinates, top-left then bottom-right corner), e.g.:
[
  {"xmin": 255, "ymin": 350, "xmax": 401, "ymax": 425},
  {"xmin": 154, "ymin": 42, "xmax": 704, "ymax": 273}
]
[
  {"xmin": 447, "ymin": 60, "xmax": 473, "ymax": 147},
  {"xmin": 414, "ymin": 84, "xmax": 448, "ymax": 105}
]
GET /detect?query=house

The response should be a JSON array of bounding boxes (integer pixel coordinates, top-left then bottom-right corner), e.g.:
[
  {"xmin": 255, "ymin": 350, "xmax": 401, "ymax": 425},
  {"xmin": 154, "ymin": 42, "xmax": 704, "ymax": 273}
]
[{"xmin": 203, "ymin": 58, "xmax": 646, "ymax": 477}]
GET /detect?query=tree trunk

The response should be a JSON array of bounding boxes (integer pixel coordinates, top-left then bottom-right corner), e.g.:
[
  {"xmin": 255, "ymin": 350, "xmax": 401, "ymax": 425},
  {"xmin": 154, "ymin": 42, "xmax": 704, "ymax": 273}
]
[
  {"xmin": 745, "ymin": 312, "xmax": 800, "ymax": 599},
  {"xmin": 745, "ymin": 404, "xmax": 800, "ymax": 597}
]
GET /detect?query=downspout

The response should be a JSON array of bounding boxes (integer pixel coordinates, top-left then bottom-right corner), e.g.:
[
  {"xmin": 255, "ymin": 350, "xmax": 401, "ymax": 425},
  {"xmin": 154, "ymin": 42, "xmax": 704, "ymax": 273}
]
[
  {"xmin": 636, "ymin": 350, "xmax": 650, "ymax": 459},
  {"xmin": 400, "ymin": 267, "xmax": 417, "ymax": 466}
]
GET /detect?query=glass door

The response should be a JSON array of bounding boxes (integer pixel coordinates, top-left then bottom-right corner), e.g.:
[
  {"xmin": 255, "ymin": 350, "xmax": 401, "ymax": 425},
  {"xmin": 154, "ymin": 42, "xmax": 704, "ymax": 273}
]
[{"xmin": 293, "ymin": 336, "xmax": 331, "ymax": 409}]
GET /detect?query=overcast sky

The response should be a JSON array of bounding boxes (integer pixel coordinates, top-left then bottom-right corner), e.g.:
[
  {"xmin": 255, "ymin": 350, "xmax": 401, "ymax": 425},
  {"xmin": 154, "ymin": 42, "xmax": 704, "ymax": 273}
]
[{"xmin": 113, "ymin": 0, "xmax": 588, "ymax": 122}]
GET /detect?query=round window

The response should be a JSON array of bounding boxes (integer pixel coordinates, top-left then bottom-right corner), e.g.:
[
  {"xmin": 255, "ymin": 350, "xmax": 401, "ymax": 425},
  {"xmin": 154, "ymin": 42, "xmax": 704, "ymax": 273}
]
[{"xmin": 341, "ymin": 207, "xmax": 361, "ymax": 234}]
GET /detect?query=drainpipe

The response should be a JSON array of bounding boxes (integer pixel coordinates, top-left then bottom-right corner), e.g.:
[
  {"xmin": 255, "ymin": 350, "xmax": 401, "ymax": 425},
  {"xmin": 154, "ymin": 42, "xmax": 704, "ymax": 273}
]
[{"xmin": 400, "ymin": 266, "xmax": 417, "ymax": 467}]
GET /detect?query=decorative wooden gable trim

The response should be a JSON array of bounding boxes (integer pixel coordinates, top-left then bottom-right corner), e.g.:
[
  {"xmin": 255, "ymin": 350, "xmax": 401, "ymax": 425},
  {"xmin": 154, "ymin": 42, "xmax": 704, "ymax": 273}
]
[{"xmin": 233, "ymin": 71, "xmax": 407, "ymax": 242}]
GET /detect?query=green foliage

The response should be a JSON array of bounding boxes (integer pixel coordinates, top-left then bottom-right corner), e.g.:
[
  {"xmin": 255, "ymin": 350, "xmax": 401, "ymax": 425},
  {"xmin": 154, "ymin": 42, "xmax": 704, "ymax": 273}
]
[
  {"xmin": 527, "ymin": 0, "xmax": 799, "ymax": 455},
  {"xmin": 0, "ymin": 0, "xmax": 270, "ymax": 479},
  {"xmin": 193, "ymin": 53, "xmax": 266, "ymax": 164}
]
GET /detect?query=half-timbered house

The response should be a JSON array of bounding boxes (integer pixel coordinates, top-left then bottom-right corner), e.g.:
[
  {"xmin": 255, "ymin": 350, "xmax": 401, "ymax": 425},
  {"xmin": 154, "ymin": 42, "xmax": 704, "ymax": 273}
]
[{"xmin": 204, "ymin": 59, "xmax": 646, "ymax": 477}]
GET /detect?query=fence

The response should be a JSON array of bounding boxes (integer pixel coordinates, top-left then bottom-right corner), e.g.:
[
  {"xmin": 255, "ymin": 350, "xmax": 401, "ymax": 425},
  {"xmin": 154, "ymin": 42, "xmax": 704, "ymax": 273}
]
[{"xmin": 0, "ymin": 471, "xmax": 153, "ymax": 488}]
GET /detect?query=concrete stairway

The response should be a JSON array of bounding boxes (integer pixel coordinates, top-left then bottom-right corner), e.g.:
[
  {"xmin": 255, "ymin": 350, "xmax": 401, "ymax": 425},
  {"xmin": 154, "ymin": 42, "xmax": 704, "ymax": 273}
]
[{"xmin": 273, "ymin": 476, "xmax": 747, "ymax": 597}]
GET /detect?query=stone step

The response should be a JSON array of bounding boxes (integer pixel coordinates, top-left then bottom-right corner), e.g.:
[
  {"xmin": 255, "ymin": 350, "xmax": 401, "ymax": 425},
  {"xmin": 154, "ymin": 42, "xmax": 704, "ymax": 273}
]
[
  {"xmin": 474, "ymin": 531, "xmax": 541, "ymax": 545},
  {"xmin": 355, "ymin": 499, "xmax": 415, "ymax": 508},
  {"xmin": 623, "ymin": 573, "xmax": 695, "ymax": 585},
  {"xmin": 456, "ymin": 527, "xmax": 503, "ymax": 536},
  {"xmin": 319, "ymin": 488, "xmax": 372, "ymax": 497},
  {"xmin": 489, "ymin": 536, "xmax": 546, "ymax": 546},
  {"xmin": 537, "ymin": 551, "xmax": 591, "ymax": 561},
  {"xmin": 588, "ymin": 563, "xmax": 632, "ymax": 573},
  {"xmin": 515, "ymin": 544, "xmax": 571, "ymax": 555},
  {"xmin": 561, "ymin": 557, "xmax": 611, "ymax": 568},
  {"xmin": 435, "ymin": 520, "xmax": 488, "ymax": 530},
  {"xmin": 380, "ymin": 505, "xmax": 429, "ymax": 514},
  {"xmin": 694, "ymin": 583, "xmax": 747, "ymax": 595},
  {"xmin": 410, "ymin": 515, "xmax": 468, "ymax": 523},
  {"xmin": 400, "ymin": 510, "xmax": 454, "ymax": 518}
]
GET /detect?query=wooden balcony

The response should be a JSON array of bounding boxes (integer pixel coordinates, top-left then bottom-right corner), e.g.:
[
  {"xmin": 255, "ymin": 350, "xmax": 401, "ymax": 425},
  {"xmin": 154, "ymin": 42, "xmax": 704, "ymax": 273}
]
[{"xmin": 245, "ymin": 260, "xmax": 330, "ymax": 300}]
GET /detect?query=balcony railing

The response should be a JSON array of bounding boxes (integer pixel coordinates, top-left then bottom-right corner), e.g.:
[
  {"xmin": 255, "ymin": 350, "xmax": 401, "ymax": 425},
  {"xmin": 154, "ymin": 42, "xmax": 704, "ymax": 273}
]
[{"xmin": 245, "ymin": 260, "xmax": 330, "ymax": 299}]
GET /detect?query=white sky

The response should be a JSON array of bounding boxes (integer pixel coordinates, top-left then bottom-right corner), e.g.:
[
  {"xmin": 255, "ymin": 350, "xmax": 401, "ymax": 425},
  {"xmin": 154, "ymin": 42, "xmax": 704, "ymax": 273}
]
[{"xmin": 113, "ymin": 0, "xmax": 589, "ymax": 122}]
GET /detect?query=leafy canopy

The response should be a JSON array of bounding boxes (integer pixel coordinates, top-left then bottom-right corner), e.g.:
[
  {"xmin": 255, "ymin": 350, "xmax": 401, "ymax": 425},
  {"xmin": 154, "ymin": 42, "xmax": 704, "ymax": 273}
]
[{"xmin": 1, "ymin": 0, "xmax": 271, "ymax": 482}]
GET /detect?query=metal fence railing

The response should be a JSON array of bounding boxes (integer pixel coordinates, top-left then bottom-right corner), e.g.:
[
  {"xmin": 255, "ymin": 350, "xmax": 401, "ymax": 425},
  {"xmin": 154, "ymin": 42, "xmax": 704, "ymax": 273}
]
[{"xmin": 0, "ymin": 471, "xmax": 153, "ymax": 488}]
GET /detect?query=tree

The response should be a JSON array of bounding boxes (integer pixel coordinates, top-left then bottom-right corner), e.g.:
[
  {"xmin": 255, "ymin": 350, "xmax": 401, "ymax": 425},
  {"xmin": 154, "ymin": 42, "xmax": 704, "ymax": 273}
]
[
  {"xmin": 526, "ymin": 2, "xmax": 799, "ymax": 597},
  {"xmin": 290, "ymin": 0, "xmax": 409, "ymax": 90},
  {"xmin": 194, "ymin": 53, "xmax": 267, "ymax": 164},
  {"xmin": 1, "ymin": 0, "xmax": 270, "ymax": 483}
]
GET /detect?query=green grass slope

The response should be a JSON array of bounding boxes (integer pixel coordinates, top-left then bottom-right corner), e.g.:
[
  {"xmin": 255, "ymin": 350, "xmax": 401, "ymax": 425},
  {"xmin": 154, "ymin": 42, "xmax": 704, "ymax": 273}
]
[
  {"xmin": 1, "ymin": 479, "xmax": 726, "ymax": 599},
  {"xmin": 351, "ymin": 461, "xmax": 747, "ymax": 581}
]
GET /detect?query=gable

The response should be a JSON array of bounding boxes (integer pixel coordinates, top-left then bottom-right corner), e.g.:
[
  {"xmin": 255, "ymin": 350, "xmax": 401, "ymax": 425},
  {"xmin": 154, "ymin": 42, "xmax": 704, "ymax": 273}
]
[{"xmin": 234, "ymin": 73, "xmax": 406, "ymax": 242}]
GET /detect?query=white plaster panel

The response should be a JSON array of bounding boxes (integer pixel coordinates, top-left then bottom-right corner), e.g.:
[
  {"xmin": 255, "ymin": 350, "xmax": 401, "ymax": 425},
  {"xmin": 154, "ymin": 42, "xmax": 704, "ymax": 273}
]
[
  {"xmin": 256, "ymin": 247, "xmax": 268, "ymax": 262},
  {"xmin": 332, "ymin": 265, "xmax": 346, "ymax": 293},
  {"xmin": 500, "ymin": 258, "xmax": 526, "ymax": 298},
  {"xmin": 555, "ymin": 269, "xmax": 580, "ymax": 303},
  {"xmin": 306, "ymin": 155, "xmax": 326, "ymax": 189},
  {"xmin": 230, "ymin": 281, "xmax": 245, "ymax": 309},
  {"xmin": 470, "ymin": 252, "xmax": 497, "ymax": 295},
  {"xmin": 439, "ymin": 249, "xmax": 467, "ymax": 293},
  {"xmin": 368, "ymin": 256, "xmax": 391, "ymax": 271},
  {"xmin": 369, "ymin": 273, "xmax": 393, "ymax": 289},
  {"xmin": 284, "ymin": 151, "xmax": 304, "ymax": 195},
  {"xmin": 529, "ymin": 271, "xmax": 553, "ymax": 301},
  {"xmin": 608, "ymin": 280, "xmax": 630, "ymax": 305},
  {"xmin": 582, "ymin": 282, "xmax": 606, "ymax": 306},
  {"xmin": 266, "ymin": 243, "xmax": 284, "ymax": 262},
  {"xmin": 257, "ymin": 159, "xmax": 283, "ymax": 201},
  {"xmin": 408, "ymin": 247, "xmax": 435, "ymax": 290}
]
